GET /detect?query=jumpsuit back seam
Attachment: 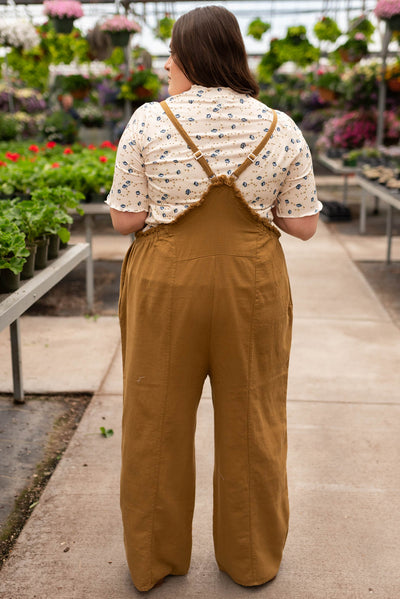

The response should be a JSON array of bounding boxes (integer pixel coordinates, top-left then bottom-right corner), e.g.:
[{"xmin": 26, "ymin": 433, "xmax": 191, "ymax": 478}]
[{"xmin": 149, "ymin": 258, "xmax": 177, "ymax": 588}]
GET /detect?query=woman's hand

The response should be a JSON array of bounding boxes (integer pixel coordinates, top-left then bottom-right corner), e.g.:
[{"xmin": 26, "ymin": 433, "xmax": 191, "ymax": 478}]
[
  {"xmin": 110, "ymin": 208, "xmax": 148, "ymax": 235},
  {"xmin": 271, "ymin": 207, "xmax": 319, "ymax": 241}
]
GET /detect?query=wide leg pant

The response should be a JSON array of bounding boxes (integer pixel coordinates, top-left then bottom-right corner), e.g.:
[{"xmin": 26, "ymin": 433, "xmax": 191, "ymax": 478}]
[{"xmin": 118, "ymin": 180, "xmax": 293, "ymax": 591}]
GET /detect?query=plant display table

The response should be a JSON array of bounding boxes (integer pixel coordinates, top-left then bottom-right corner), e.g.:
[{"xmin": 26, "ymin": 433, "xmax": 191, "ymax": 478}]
[
  {"xmin": 355, "ymin": 175, "xmax": 400, "ymax": 264},
  {"xmin": 316, "ymin": 154, "xmax": 356, "ymax": 204},
  {"xmin": 0, "ymin": 243, "xmax": 90, "ymax": 403}
]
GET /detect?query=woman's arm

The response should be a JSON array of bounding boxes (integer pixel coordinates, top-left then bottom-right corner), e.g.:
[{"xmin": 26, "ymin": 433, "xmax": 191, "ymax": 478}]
[
  {"xmin": 271, "ymin": 206, "xmax": 319, "ymax": 241},
  {"xmin": 110, "ymin": 208, "xmax": 148, "ymax": 235}
]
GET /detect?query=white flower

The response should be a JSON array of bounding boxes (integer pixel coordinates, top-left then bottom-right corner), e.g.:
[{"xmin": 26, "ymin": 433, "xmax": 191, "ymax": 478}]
[{"xmin": 0, "ymin": 20, "xmax": 40, "ymax": 51}]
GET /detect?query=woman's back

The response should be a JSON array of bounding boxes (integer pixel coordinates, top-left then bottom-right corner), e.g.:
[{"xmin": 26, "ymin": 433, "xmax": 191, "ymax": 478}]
[{"xmin": 106, "ymin": 85, "xmax": 320, "ymax": 229}]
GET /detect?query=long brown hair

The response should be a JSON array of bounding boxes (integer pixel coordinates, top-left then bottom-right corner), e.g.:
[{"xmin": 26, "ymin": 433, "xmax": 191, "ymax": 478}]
[{"xmin": 170, "ymin": 6, "xmax": 259, "ymax": 98}]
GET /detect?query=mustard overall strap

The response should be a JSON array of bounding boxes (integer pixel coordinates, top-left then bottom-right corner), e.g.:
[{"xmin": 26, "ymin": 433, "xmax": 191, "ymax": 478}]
[
  {"xmin": 161, "ymin": 100, "xmax": 216, "ymax": 179},
  {"xmin": 160, "ymin": 100, "xmax": 278, "ymax": 180},
  {"xmin": 232, "ymin": 109, "xmax": 278, "ymax": 179}
]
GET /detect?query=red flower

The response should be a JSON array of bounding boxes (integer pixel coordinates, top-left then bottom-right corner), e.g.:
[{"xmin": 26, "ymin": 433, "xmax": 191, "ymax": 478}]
[
  {"xmin": 29, "ymin": 144, "xmax": 40, "ymax": 153},
  {"xmin": 87, "ymin": 144, "xmax": 97, "ymax": 150},
  {"xmin": 138, "ymin": 65, "xmax": 145, "ymax": 72},
  {"xmin": 100, "ymin": 140, "xmax": 113, "ymax": 148},
  {"xmin": 51, "ymin": 162, "xmax": 60, "ymax": 168},
  {"xmin": 0, "ymin": 160, "xmax": 7, "ymax": 167},
  {"xmin": 46, "ymin": 141, "xmax": 57, "ymax": 149},
  {"xmin": 99, "ymin": 155, "xmax": 108, "ymax": 163},
  {"xmin": 63, "ymin": 147, "xmax": 73, "ymax": 155},
  {"xmin": 5, "ymin": 152, "xmax": 20, "ymax": 162}
]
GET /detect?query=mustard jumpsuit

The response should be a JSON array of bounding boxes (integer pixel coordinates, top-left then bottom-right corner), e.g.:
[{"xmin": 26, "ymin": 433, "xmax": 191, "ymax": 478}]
[{"xmin": 118, "ymin": 103, "xmax": 293, "ymax": 591}]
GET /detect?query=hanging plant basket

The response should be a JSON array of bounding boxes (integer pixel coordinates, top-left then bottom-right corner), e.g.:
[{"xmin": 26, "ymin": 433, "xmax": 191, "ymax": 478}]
[
  {"xmin": 317, "ymin": 87, "xmax": 336, "ymax": 103},
  {"xmin": 387, "ymin": 15, "xmax": 400, "ymax": 31},
  {"xmin": 388, "ymin": 77, "xmax": 400, "ymax": 92},
  {"xmin": 51, "ymin": 16, "xmax": 75, "ymax": 34},
  {"xmin": 108, "ymin": 30, "xmax": 131, "ymax": 47}
]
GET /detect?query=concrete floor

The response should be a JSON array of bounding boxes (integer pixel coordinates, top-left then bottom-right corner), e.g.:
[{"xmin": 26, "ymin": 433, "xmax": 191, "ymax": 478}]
[{"xmin": 0, "ymin": 180, "xmax": 400, "ymax": 598}]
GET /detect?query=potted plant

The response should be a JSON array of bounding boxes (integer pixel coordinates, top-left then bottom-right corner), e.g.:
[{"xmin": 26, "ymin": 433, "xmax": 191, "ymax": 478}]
[
  {"xmin": 43, "ymin": 0, "xmax": 84, "ymax": 34},
  {"xmin": 313, "ymin": 16, "xmax": 342, "ymax": 42},
  {"xmin": 0, "ymin": 218, "xmax": 30, "ymax": 292},
  {"xmin": 312, "ymin": 68, "xmax": 342, "ymax": 102},
  {"xmin": 375, "ymin": 0, "xmax": 400, "ymax": 31},
  {"xmin": 0, "ymin": 19, "xmax": 40, "ymax": 51},
  {"xmin": 247, "ymin": 17, "xmax": 271, "ymax": 41},
  {"xmin": 386, "ymin": 60, "xmax": 400, "ymax": 91},
  {"xmin": 118, "ymin": 67, "xmax": 161, "ymax": 106},
  {"xmin": 100, "ymin": 15, "xmax": 141, "ymax": 47},
  {"xmin": 336, "ymin": 33, "xmax": 369, "ymax": 63},
  {"xmin": 154, "ymin": 15, "xmax": 175, "ymax": 41}
]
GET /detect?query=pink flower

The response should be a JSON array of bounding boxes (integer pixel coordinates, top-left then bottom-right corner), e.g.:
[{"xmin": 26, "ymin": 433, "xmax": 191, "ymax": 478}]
[
  {"xmin": 43, "ymin": 0, "xmax": 84, "ymax": 19},
  {"xmin": 101, "ymin": 15, "xmax": 141, "ymax": 33},
  {"xmin": 375, "ymin": 0, "xmax": 400, "ymax": 19}
]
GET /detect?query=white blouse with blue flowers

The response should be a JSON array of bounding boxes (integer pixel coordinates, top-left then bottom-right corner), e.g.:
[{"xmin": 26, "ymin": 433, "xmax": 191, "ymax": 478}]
[{"xmin": 106, "ymin": 85, "xmax": 322, "ymax": 230}]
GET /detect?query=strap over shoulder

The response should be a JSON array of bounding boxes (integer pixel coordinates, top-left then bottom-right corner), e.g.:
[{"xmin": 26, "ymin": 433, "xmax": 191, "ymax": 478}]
[
  {"xmin": 160, "ymin": 100, "xmax": 216, "ymax": 179},
  {"xmin": 232, "ymin": 109, "xmax": 278, "ymax": 179}
]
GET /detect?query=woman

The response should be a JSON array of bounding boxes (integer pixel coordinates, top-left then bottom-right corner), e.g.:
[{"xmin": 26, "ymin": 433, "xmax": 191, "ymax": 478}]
[{"xmin": 107, "ymin": 5, "xmax": 321, "ymax": 592}]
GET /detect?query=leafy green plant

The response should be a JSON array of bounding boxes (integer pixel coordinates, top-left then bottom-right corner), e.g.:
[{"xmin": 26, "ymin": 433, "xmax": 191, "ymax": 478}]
[
  {"xmin": 119, "ymin": 68, "xmax": 162, "ymax": 102},
  {"xmin": 100, "ymin": 427, "xmax": 114, "ymax": 438},
  {"xmin": 259, "ymin": 26, "xmax": 320, "ymax": 82},
  {"xmin": 0, "ymin": 114, "xmax": 20, "ymax": 141},
  {"xmin": 0, "ymin": 219, "xmax": 30, "ymax": 274},
  {"xmin": 42, "ymin": 111, "xmax": 78, "ymax": 144},
  {"xmin": 154, "ymin": 15, "xmax": 175, "ymax": 41},
  {"xmin": 247, "ymin": 17, "xmax": 271, "ymax": 41},
  {"xmin": 313, "ymin": 16, "xmax": 342, "ymax": 42}
]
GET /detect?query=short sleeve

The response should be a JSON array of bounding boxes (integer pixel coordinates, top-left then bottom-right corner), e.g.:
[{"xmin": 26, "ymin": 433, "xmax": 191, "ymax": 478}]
[
  {"xmin": 105, "ymin": 112, "xmax": 149, "ymax": 213},
  {"xmin": 275, "ymin": 137, "xmax": 322, "ymax": 218}
]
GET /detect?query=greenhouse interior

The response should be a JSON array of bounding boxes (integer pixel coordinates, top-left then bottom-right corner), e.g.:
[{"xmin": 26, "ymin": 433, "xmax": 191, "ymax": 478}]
[{"xmin": 0, "ymin": 1, "xmax": 400, "ymax": 597}]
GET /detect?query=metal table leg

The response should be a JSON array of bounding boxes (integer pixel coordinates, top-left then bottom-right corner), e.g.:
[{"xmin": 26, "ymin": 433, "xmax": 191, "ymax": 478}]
[
  {"xmin": 85, "ymin": 214, "xmax": 94, "ymax": 314},
  {"xmin": 10, "ymin": 319, "xmax": 24, "ymax": 404},
  {"xmin": 386, "ymin": 204, "xmax": 393, "ymax": 265},
  {"xmin": 359, "ymin": 189, "xmax": 367, "ymax": 234},
  {"xmin": 343, "ymin": 175, "xmax": 348, "ymax": 205}
]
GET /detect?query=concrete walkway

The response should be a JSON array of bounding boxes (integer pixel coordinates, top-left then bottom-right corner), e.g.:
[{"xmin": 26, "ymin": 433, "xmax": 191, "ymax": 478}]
[{"xmin": 1, "ymin": 220, "xmax": 400, "ymax": 598}]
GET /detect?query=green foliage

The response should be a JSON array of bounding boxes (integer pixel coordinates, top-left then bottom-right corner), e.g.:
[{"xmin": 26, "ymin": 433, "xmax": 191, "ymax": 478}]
[
  {"xmin": 0, "ymin": 25, "xmax": 90, "ymax": 92},
  {"xmin": 259, "ymin": 26, "xmax": 320, "ymax": 82},
  {"xmin": 42, "ymin": 111, "xmax": 79, "ymax": 144},
  {"xmin": 348, "ymin": 15, "xmax": 375, "ymax": 41},
  {"xmin": 0, "ymin": 219, "xmax": 30, "ymax": 274},
  {"xmin": 313, "ymin": 16, "xmax": 342, "ymax": 42},
  {"xmin": 54, "ymin": 74, "xmax": 91, "ymax": 93},
  {"xmin": 247, "ymin": 18, "xmax": 271, "ymax": 41},
  {"xmin": 0, "ymin": 114, "xmax": 20, "ymax": 141},
  {"xmin": 119, "ymin": 68, "xmax": 161, "ymax": 102},
  {"xmin": 154, "ymin": 15, "xmax": 175, "ymax": 41},
  {"xmin": 100, "ymin": 427, "xmax": 114, "ymax": 438}
]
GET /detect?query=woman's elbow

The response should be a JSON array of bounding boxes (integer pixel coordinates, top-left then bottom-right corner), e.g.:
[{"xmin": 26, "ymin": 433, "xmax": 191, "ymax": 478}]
[
  {"xmin": 293, "ymin": 214, "xmax": 319, "ymax": 241},
  {"xmin": 110, "ymin": 209, "xmax": 147, "ymax": 235}
]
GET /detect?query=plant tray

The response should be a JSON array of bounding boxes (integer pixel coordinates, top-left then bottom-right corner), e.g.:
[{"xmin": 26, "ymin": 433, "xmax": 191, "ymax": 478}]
[{"xmin": 321, "ymin": 201, "xmax": 352, "ymax": 222}]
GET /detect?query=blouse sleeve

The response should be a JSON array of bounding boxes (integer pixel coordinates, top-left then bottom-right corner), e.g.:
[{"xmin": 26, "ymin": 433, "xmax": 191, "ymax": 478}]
[
  {"xmin": 275, "ymin": 135, "xmax": 322, "ymax": 218},
  {"xmin": 105, "ymin": 111, "xmax": 149, "ymax": 213}
]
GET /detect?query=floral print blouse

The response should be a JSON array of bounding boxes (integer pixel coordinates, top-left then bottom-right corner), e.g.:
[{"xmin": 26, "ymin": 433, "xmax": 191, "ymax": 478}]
[{"xmin": 106, "ymin": 85, "xmax": 322, "ymax": 230}]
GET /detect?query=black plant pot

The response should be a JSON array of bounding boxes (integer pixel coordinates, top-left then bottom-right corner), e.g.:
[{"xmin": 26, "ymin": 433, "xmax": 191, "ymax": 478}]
[
  {"xmin": 0, "ymin": 269, "xmax": 20, "ymax": 293},
  {"xmin": 47, "ymin": 234, "xmax": 60, "ymax": 260},
  {"xmin": 35, "ymin": 237, "xmax": 50, "ymax": 270},
  {"xmin": 21, "ymin": 244, "xmax": 37, "ymax": 280}
]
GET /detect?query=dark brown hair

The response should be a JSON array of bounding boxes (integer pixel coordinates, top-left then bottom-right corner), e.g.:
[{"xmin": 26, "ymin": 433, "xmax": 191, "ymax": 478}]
[{"xmin": 170, "ymin": 5, "xmax": 259, "ymax": 98}]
